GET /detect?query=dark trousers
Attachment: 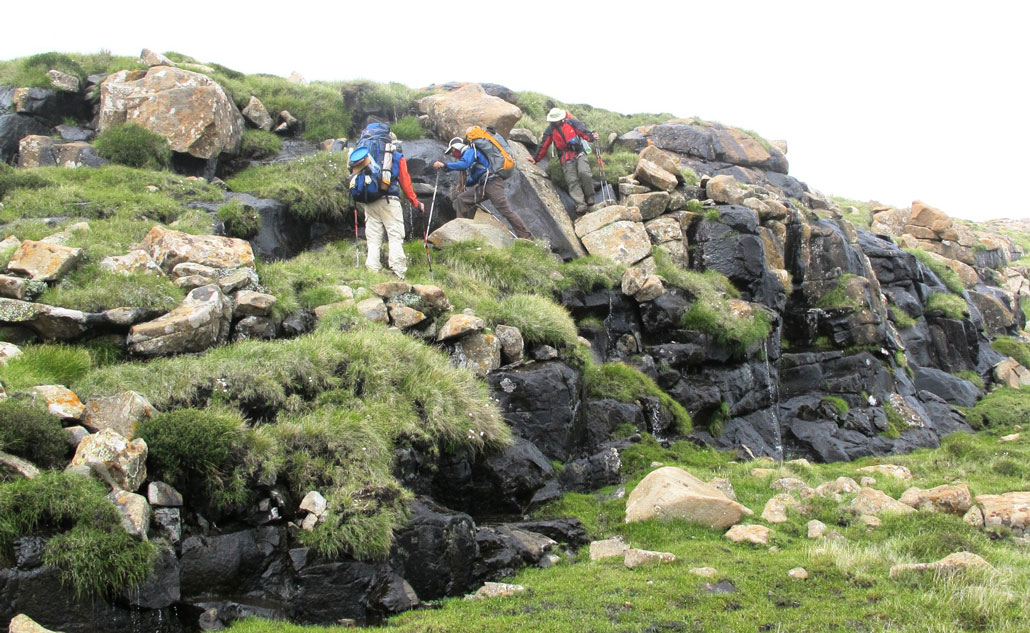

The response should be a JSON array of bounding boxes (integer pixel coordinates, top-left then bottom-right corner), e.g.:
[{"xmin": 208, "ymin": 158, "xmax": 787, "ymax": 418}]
[{"xmin": 455, "ymin": 178, "xmax": 533, "ymax": 239}]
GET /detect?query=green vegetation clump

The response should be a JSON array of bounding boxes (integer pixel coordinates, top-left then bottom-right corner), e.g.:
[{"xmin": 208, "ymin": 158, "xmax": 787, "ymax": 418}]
[
  {"xmin": 93, "ymin": 124, "xmax": 173, "ymax": 170},
  {"xmin": 0, "ymin": 163, "xmax": 51, "ymax": 200},
  {"xmin": 515, "ymin": 91, "xmax": 674, "ymax": 142},
  {"xmin": 882, "ymin": 400, "xmax": 907, "ymax": 438},
  {"xmin": 831, "ymin": 197, "xmax": 879, "ymax": 230},
  {"xmin": 590, "ymin": 151, "xmax": 638, "ymax": 186},
  {"xmin": 741, "ymin": 128, "xmax": 773, "ymax": 152},
  {"xmin": 962, "ymin": 387, "xmax": 1030, "ymax": 430},
  {"xmin": 40, "ymin": 265, "xmax": 185, "ymax": 312},
  {"xmin": 0, "ymin": 344, "xmax": 92, "ymax": 392},
  {"xmin": 906, "ymin": 248, "xmax": 966, "ymax": 294},
  {"xmin": 475, "ymin": 294, "xmax": 578, "ymax": 347},
  {"xmin": 0, "ymin": 51, "xmax": 140, "ymax": 89},
  {"xmin": 0, "ymin": 472, "xmax": 156, "ymax": 596},
  {"xmin": 821, "ymin": 396, "xmax": 850, "ymax": 417},
  {"xmin": 890, "ymin": 306, "xmax": 918, "ymax": 329},
  {"xmin": 925, "ymin": 293, "xmax": 967, "ymax": 319},
  {"xmin": 685, "ymin": 199, "xmax": 704, "ymax": 213},
  {"xmin": 226, "ymin": 152, "xmax": 349, "ymax": 222},
  {"xmin": 991, "ymin": 336, "xmax": 1030, "ymax": 369},
  {"xmin": 239, "ymin": 129, "xmax": 283, "ymax": 159},
  {"xmin": 816, "ymin": 274, "xmax": 861, "ymax": 310},
  {"xmin": 391, "ymin": 115, "xmax": 425, "ymax": 140},
  {"xmin": 954, "ymin": 370, "xmax": 985, "ymax": 390},
  {"xmin": 136, "ymin": 408, "xmax": 264, "ymax": 512},
  {"xmin": 217, "ymin": 199, "xmax": 262, "ymax": 240},
  {"xmin": 336, "ymin": 81, "xmax": 430, "ymax": 132},
  {"xmin": 707, "ymin": 401, "xmax": 730, "ymax": 437},
  {"xmin": 680, "ymin": 167, "xmax": 700, "ymax": 187},
  {"xmin": 0, "ymin": 399, "xmax": 69, "ymax": 468}
]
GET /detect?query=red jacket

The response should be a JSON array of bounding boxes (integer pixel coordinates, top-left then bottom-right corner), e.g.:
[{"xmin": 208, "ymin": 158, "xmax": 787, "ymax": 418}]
[{"xmin": 534, "ymin": 116, "xmax": 595, "ymax": 164}]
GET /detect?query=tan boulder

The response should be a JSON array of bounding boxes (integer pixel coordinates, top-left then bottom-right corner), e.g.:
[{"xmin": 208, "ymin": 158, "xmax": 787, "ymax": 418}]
[
  {"xmin": 47, "ymin": 69, "xmax": 80, "ymax": 92},
  {"xmin": 972, "ymin": 491, "xmax": 1030, "ymax": 536},
  {"xmin": 355, "ymin": 298, "xmax": 388, "ymax": 323},
  {"xmin": 899, "ymin": 484, "xmax": 972, "ymax": 514},
  {"xmin": 139, "ymin": 48, "xmax": 177, "ymax": 67},
  {"xmin": 624, "ymin": 191, "xmax": 671, "ymax": 220},
  {"xmin": 771, "ymin": 477, "xmax": 809, "ymax": 493},
  {"xmin": 388, "ymin": 303, "xmax": 427, "ymax": 330},
  {"xmin": 856, "ymin": 464, "xmax": 913, "ymax": 480},
  {"xmin": 689, "ymin": 567, "xmax": 718, "ymax": 578},
  {"xmin": 850, "ymin": 487, "xmax": 916, "ymax": 516},
  {"xmin": 706, "ymin": 175, "xmax": 745, "ymax": 205},
  {"xmin": 107, "ymin": 490, "xmax": 151, "ymax": 540},
  {"xmin": 428, "ymin": 218, "xmax": 514, "ymax": 249},
  {"xmin": 639, "ymin": 145, "xmax": 680, "ymax": 178},
  {"xmin": 370, "ymin": 281, "xmax": 413, "ymax": 299},
  {"xmin": 589, "ymin": 536, "xmax": 629, "ymax": 561},
  {"xmin": 99, "ymin": 250, "xmax": 162, "ymax": 276},
  {"xmin": 871, "ymin": 207, "xmax": 909, "ymax": 236},
  {"xmin": 1, "ymin": 451, "xmax": 40, "ymax": 480},
  {"xmin": 788, "ymin": 567, "xmax": 809, "ymax": 580},
  {"xmin": 708, "ymin": 477, "xmax": 737, "ymax": 501},
  {"xmin": 6, "ymin": 240, "xmax": 82, "ymax": 282},
  {"xmin": 0, "ymin": 341, "xmax": 21, "ymax": 364},
  {"xmin": 417, "ymin": 83, "xmax": 522, "ymax": 141},
  {"xmin": 234, "ymin": 291, "xmax": 277, "ymax": 317},
  {"xmin": 99, "ymin": 66, "xmax": 244, "ymax": 159},
  {"xmin": 999, "ymin": 433, "xmax": 1020, "ymax": 443},
  {"xmin": 761, "ymin": 494, "xmax": 803, "ymax": 523},
  {"xmin": 625, "ymin": 466, "xmax": 753, "ymax": 529},
  {"xmin": 142, "ymin": 226, "xmax": 255, "ymax": 273},
  {"xmin": 814, "ymin": 476, "xmax": 861, "ymax": 500},
  {"xmin": 908, "ymin": 200, "xmax": 952, "ymax": 233},
  {"xmin": 574, "ymin": 205, "xmax": 642, "ymax": 238},
  {"xmin": 411, "ymin": 284, "xmax": 452, "ymax": 315},
  {"xmin": 633, "ymin": 158, "xmax": 677, "ymax": 192},
  {"xmin": 241, "ymin": 95, "xmax": 273, "ymax": 131},
  {"xmin": 69, "ymin": 428, "xmax": 148, "ymax": 492},
  {"xmin": 8, "ymin": 614, "xmax": 63, "ymax": 633},
  {"xmin": 80, "ymin": 391, "xmax": 156, "ymax": 439},
  {"xmin": 644, "ymin": 216, "xmax": 682, "ymax": 243},
  {"xmin": 993, "ymin": 358, "xmax": 1030, "ymax": 390},
  {"xmin": 127, "ymin": 285, "xmax": 233, "ymax": 356},
  {"xmin": 580, "ymin": 220, "xmax": 652, "ymax": 266},
  {"xmin": 466, "ymin": 582, "xmax": 526, "ymax": 600},
  {"xmin": 452, "ymin": 332, "xmax": 501, "ymax": 377},
  {"xmin": 17, "ymin": 136, "xmax": 102, "ymax": 169},
  {"xmin": 494, "ymin": 324, "xmax": 524, "ymax": 364},
  {"xmin": 807, "ymin": 519, "xmax": 827, "ymax": 538},
  {"xmin": 437, "ymin": 314, "xmax": 486, "ymax": 342},
  {"xmin": 888, "ymin": 552, "xmax": 993, "ymax": 578},
  {"xmin": 624, "ymin": 548, "xmax": 676, "ymax": 569},
  {"xmin": 31, "ymin": 385, "xmax": 84, "ymax": 420},
  {"xmin": 724, "ymin": 524, "xmax": 770, "ymax": 546}
]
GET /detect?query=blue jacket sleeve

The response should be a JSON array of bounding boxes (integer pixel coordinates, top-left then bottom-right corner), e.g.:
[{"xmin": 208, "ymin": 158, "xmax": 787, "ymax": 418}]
[{"xmin": 445, "ymin": 148, "xmax": 478, "ymax": 171}]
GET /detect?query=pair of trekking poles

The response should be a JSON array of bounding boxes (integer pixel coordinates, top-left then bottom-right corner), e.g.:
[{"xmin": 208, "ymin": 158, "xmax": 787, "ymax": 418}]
[{"xmin": 351, "ymin": 171, "xmax": 441, "ymax": 272}]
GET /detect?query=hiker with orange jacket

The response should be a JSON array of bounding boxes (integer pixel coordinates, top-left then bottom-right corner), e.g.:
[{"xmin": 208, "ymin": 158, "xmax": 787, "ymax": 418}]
[{"xmin": 527, "ymin": 108, "xmax": 597, "ymax": 214}]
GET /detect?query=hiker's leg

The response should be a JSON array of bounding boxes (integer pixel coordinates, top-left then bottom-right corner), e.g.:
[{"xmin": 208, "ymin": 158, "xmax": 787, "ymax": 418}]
[
  {"xmin": 575, "ymin": 153, "xmax": 595, "ymax": 205},
  {"xmin": 562, "ymin": 158, "xmax": 585, "ymax": 205},
  {"xmin": 362, "ymin": 200, "xmax": 385, "ymax": 272},
  {"xmin": 486, "ymin": 178, "xmax": 532, "ymax": 239},
  {"xmin": 383, "ymin": 197, "xmax": 408, "ymax": 276},
  {"xmin": 455, "ymin": 187, "xmax": 479, "ymax": 219}
]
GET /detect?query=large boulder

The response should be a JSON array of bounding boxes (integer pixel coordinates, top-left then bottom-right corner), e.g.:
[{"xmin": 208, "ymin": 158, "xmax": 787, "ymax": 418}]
[
  {"xmin": 80, "ymin": 391, "xmax": 155, "ymax": 439},
  {"xmin": 0, "ymin": 114, "xmax": 52, "ymax": 164},
  {"xmin": 16, "ymin": 136, "xmax": 104, "ymax": 169},
  {"xmin": 625, "ymin": 466, "xmax": 753, "ymax": 529},
  {"xmin": 625, "ymin": 120, "xmax": 788, "ymax": 174},
  {"xmin": 68, "ymin": 428, "xmax": 148, "ymax": 492},
  {"xmin": 142, "ymin": 225, "xmax": 255, "ymax": 273},
  {"xmin": 5, "ymin": 241, "xmax": 82, "ymax": 282},
  {"xmin": 428, "ymin": 217, "xmax": 514, "ymax": 250},
  {"xmin": 416, "ymin": 83, "xmax": 522, "ymax": 141},
  {"xmin": 98, "ymin": 66, "xmax": 245, "ymax": 159},
  {"xmin": 127, "ymin": 285, "xmax": 233, "ymax": 355},
  {"xmin": 389, "ymin": 497, "xmax": 478, "ymax": 600},
  {"xmin": 580, "ymin": 220, "xmax": 652, "ymax": 266},
  {"xmin": 505, "ymin": 142, "xmax": 587, "ymax": 259}
]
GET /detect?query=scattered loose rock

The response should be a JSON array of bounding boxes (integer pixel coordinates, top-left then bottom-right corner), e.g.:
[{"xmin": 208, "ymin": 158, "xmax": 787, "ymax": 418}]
[
  {"xmin": 724, "ymin": 524, "xmax": 770, "ymax": 546},
  {"xmin": 624, "ymin": 548, "xmax": 676, "ymax": 569},
  {"xmin": 788, "ymin": 567, "xmax": 809, "ymax": 580},
  {"xmin": 466, "ymin": 582, "xmax": 527, "ymax": 600},
  {"xmin": 888, "ymin": 552, "xmax": 993, "ymax": 578},
  {"xmin": 626, "ymin": 466, "xmax": 753, "ymax": 529},
  {"xmin": 589, "ymin": 536, "xmax": 628, "ymax": 561}
]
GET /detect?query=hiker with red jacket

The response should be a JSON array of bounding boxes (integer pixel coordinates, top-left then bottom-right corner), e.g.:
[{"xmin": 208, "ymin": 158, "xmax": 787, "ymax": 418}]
[
  {"xmin": 349, "ymin": 123, "xmax": 424, "ymax": 279},
  {"xmin": 432, "ymin": 135, "xmax": 533, "ymax": 239},
  {"xmin": 528, "ymin": 108, "xmax": 597, "ymax": 214}
]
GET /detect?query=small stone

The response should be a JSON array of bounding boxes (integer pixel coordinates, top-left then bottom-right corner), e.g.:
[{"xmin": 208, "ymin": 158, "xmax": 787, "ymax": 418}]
[
  {"xmin": 851, "ymin": 488, "xmax": 916, "ymax": 516},
  {"xmin": 437, "ymin": 314, "xmax": 485, "ymax": 341},
  {"xmin": 148, "ymin": 481, "xmax": 183, "ymax": 507},
  {"xmin": 64, "ymin": 426, "xmax": 89, "ymax": 449},
  {"xmin": 107, "ymin": 490, "xmax": 150, "ymax": 540},
  {"xmin": 8, "ymin": 614, "xmax": 63, "ymax": 633},
  {"xmin": 300, "ymin": 491, "xmax": 327, "ymax": 517},
  {"xmin": 689, "ymin": 567, "xmax": 718, "ymax": 578},
  {"xmin": 788, "ymin": 567, "xmax": 809, "ymax": 580},
  {"xmin": 807, "ymin": 520, "xmax": 827, "ymax": 538},
  {"xmin": 861, "ymin": 515, "xmax": 882, "ymax": 528},
  {"xmin": 300, "ymin": 513, "xmax": 319, "ymax": 531},
  {"xmin": 234, "ymin": 291, "xmax": 277, "ymax": 317},
  {"xmin": 466, "ymin": 582, "xmax": 526, "ymax": 600},
  {"xmin": 31, "ymin": 385, "xmax": 85, "ymax": 420},
  {"xmin": 624, "ymin": 548, "xmax": 676, "ymax": 569},
  {"xmin": 356, "ymin": 298, "xmax": 388, "ymax": 323},
  {"xmin": 999, "ymin": 433, "xmax": 1020, "ymax": 443},
  {"xmin": 761, "ymin": 494, "xmax": 802, "ymax": 523},
  {"xmin": 859, "ymin": 476, "xmax": 877, "ymax": 487},
  {"xmin": 370, "ymin": 281, "xmax": 412, "ymax": 299},
  {"xmin": 751, "ymin": 468, "xmax": 777, "ymax": 478},
  {"xmin": 589, "ymin": 536, "xmax": 628, "ymax": 561},
  {"xmin": 724, "ymin": 524, "xmax": 770, "ymax": 546},
  {"xmin": 856, "ymin": 464, "xmax": 913, "ymax": 480},
  {"xmin": 888, "ymin": 552, "xmax": 993, "ymax": 578},
  {"xmin": 771, "ymin": 477, "xmax": 808, "ymax": 493}
]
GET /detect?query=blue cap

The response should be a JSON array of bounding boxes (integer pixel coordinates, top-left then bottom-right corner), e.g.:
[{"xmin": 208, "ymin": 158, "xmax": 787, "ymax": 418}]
[{"xmin": 349, "ymin": 146, "xmax": 369, "ymax": 164}]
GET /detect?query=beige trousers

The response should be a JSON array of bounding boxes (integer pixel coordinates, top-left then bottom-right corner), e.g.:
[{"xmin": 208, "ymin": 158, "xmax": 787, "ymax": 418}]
[{"xmin": 359, "ymin": 196, "xmax": 407, "ymax": 276}]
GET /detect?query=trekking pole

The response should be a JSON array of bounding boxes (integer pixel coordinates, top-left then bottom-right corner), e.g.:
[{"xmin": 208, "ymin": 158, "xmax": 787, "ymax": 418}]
[
  {"xmin": 353, "ymin": 207, "xmax": 361, "ymax": 268},
  {"xmin": 423, "ymin": 171, "xmax": 440, "ymax": 273},
  {"xmin": 593, "ymin": 145, "xmax": 615, "ymax": 204}
]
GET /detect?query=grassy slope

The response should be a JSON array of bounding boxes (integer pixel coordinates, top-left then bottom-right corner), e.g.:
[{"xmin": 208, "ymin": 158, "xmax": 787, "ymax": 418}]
[{"xmin": 231, "ymin": 423, "xmax": 1030, "ymax": 633}]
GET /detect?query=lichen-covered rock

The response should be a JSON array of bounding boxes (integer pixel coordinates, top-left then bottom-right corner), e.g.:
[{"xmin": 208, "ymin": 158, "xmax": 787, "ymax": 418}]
[
  {"xmin": 6, "ymin": 240, "xmax": 82, "ymax": 281},
  {"xmin": 574, "ymin": 204, "xmax": 642, "ymax": 238},
  {"xmin": 624, "ymin": 191, "xmax": 671, "ymax": 220},
  {"xmin": 968, "ymin": 491, "xmax": 1030, "ymax": 536},
  {"xmin": 356, "ymin": 297, "xmax": 388, "ymax": 323},
  {"xmin": 99, "ymin": 66, "xmax": 244, "ymax": 159},
  {"xmin": 8, "ymin": 614, "xmax": 63, "ymax": 633},
  {"xmin": 899, "ymin": 484, "xmax": 972, "ymax": 515},
  {"xmin": 589, "ymin": 536, "xmax": 628, "ymax": 560},
  {"xmin": 494, "ymin": 324, "xmax": 524, "ymax": 364},
  {"xmin": 127, "ymin": 285, "xmax": 232, "ymax": 356},
  {"xmin": 1, "ymin": 451, "xmax": 41, "ymax": 479},
  {"xmin": 850, "ymin": 487, "xmax": 916, "ymax": 516},
  {"xmin": 466, "ymin": 582, "xmax": 527, "ymax": 600},
  {"xmin": 761, "ymin": 494, "xmax": 803, "ymax": 523},
  {"xmin": 107, "ymin": 490, "xmax": 151, "ymax": 540},
  {"xmin": 143, "ymin": 226, "xmax": 255, "ymax": 273},
  {"xmin": 429, "ymin": 218, "xmax": 515, "ymax": 249},
  {"xmin": 99, "ymin": 250, "xmax": 162, "ymax": 275},
  {"xmin": 993, "ymin": 358, "xmax": 1030, "ymax": 389},
  {"xmin": 417, "ymin": 83, "xmax": 522, "ymax": 141},
  {"xmin": 80, "ymin": 391, "xmax": 155, "ymax": 439},
  {"xmin": 437, "ymin": 314, "xmax": 485, "ymax": 342},
  {"xmin": 388, "ymin": 303, "xmax": 426, "ymax": 330},
  {"xmin": 242, "ymin": 95, "xmax": 273, "ymax": 131},
  {"xmin": 633, "ymin": 158, "xmax": 677, "ymax": 192},
  {"xmin": 69, "ymin": 428, "xmax": 148, "ymax": 491},
  {"xmin": 139, "ymin": 48, "xmax": 177, "ymax": 68},
  {"xmin": 626, "ymin": 466, "xmax": 753, "ymax": 529},
  {"xmin": 624, "ymin": 548, "xmax": 676, "ymax": 568},
  {"xmin": 580, "ymin": 220, "xmax": 652, "ymax": 266},
  {"xmin": 856, "ymin": 464, "xmax": 913, "ymax": 480},
  {"xmin": 452, "ymin": 331, "xmax": 501, "ymax": 377},
  {"xmin": 706, "ymin": 175, "xmax": 745, "ymax": 205},
  {"xmin": 724, "ymin": 524, "xmax": 770, "ymax": 545},
  {"xmin": 234, "ymin": 290, "xmax": 277, "ymax": 317},
  {"xmin": 31, "ymin": 385, "xmax": 85, "ymax": 420}
]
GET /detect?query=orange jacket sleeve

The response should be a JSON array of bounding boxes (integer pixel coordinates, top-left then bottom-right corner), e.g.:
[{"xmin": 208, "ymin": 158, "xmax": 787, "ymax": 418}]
[{"xmin": 398, "ymin": 157, "xmax": 420, "ymax": 207}]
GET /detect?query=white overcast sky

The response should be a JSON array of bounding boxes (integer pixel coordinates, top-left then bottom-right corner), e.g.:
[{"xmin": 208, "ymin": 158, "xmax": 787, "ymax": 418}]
[{"xmin": 4, "ymin": 0, "xmax": 1028, "ymax": 222}]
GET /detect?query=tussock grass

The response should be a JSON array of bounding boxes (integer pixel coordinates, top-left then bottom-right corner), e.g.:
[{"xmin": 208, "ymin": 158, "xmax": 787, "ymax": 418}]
[
  {"xmin": 391, "ymin": 115, "xmax": 425, "ymax": 140},
  {"xmin": 516, "ymin": 91, "xmax": 674, "ymax": 143},
  {"xmin": 0, "ymin": 398, "xmax": 69, "ymax": 468},
  {"xmin": 40, "ymin": 264, "xmax": 185, "ymax": 312},
  {"xmin": 0, "ymin": 344, "xmax": 92, "ymax": 391},
  {"xmin": 926, "ymin": 292, "xmax": 968, "ymax": 320},
  {"xmin": 891, "ymin": 305, "xmax": 918, "ymax": 329},
  {"xmin": 217, "ymin": 198, "xmax": 262, "ymax": 240},
  {"xmin": 239, "ymin": 129, "xmax": 283, "ymax": 159},
  {"xmin": 0, "ymin": 472, "xmax": 156, "ymax": 596},
  {"xmin": 93, "ymin": 123, "xmax": 172, "ymax": 170},
  {"xmin": 0, "ymin": 51, "xmax": 139, "ymax": 88},
  {"xmin": 991, "ymin": 336, "xmax": 1030, "ymax": 369},
  {"xmin": 962, "ymin": 386, "xmax": 1030, "ymax": 430},
  {"xmin": 907, "ymin": 248, "xmax": 967, "ymax": 294},
  {"xmin": 226, "ymin": 152, "xmax": 350, "ymax": 222},
  {"xmin": 475, "ymin": 294, "xmax": 578, "ymax": 347}
]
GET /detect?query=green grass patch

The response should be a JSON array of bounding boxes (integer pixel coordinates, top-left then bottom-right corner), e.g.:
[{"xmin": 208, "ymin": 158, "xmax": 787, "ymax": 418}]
[
  {"xmin": 954, "ymin": 370, "xmax": 985, "ymax": 390},
  {"xmin": 815, "ymin": 274, "xmax": 861, "ymax": 310},
  {"xmin": 680, "ymin": 167, "xmax": 699, "ymax": 187},
  {"xmin": 831, "ymin": 197, "xmax": 878, "ymax": 230},
  {"xmin": 391, "ymin": 115, "xmax": 425, "ymax": 140},
  {"xmin": 39, "ymin": 264, "xmax": 185, "ymax": 312},
  {"xmin": 925, "ymin": 293, "xmax": 967, "ymax": 320},
  {"xmin": 226, "ymin": 151, "xmax": 350, "ymax": 222},
  {"xmin": 961, "ymin": 387, "xmax": 1030, "ymax": 430},
  {"xmin": 882, "ymin": 400, "xmax": 907, "ymax": 439},
  {"xmin": 0, "ymin": 471, "xmax": 156, "ymax": 596},
  {"xmin": 821, "ymin": 395, "xmax": 850, "ymax": 416},
  {"xmin": 0, "ymin": 51, "xmax": 140, "ymax": 89},
  {"xmin": 890, "ymin": 306, "xmax": 918, "ymax": 329},
  {"xmin": 336, "ymin": 81, "xmax": 431, "ymax": 133},
  {"xmin": 0, "ymin": 398, "xmax": 69, "ymax": 468},
  {"xmin": 93, "ymin": 123, "xmax": 172, "ymax": 170},
  {"xmin": 217, "ymin": 198, "xmax": 262, "ymax": 240},
  {"xmin": 991, "ymin": 336, "xmax": 1030, "ymax": 369},
  {"xmin": 0, "ymin": 344, "xmax": 92, "ymax": 392},
  {"xmin": 515, "ymin": 91, "xmax": 674, "ymax": 143},
  {"xmin": 475, "ymin": 294, "xmax": 579, "ymax": 347},
  {"xmin": 239, "ymin": 129, "xmax": 283, "ymax": 159},
  {"xmin": 906, "ymin": 248, "xmax": 966, "ymax": 294},
  {"xmin": 590, "ymin": 150, "xmax": 638, "ymax": 186}
]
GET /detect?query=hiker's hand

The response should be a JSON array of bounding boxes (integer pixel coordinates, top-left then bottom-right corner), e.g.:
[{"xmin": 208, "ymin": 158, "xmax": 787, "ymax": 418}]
[
  {"xmin": 433, "ymin": 161, "xmax": 444, "ymax": 170},
  {"xmin": 526, "ymin": 157, "xmax": 536, "ymax": 164},
  {"xmin": 417, "ymin": 202, "xmax": 425, "ymax": 213}
]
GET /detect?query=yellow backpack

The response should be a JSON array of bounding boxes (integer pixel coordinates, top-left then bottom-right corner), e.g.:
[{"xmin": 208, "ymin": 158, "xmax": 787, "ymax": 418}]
[{"xmin": 465, "ymin": 126, "xmax": 516, "ymax": 178}]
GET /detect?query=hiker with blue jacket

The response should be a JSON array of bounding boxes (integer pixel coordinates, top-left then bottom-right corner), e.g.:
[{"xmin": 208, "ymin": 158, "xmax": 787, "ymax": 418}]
[
  {"xmin": 349, "ymin": 123, "xmax": 423, "ymax": 279},
  {"xmin": 432, "ymin": 135, "xmax": 533, "ymax": 239}
]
